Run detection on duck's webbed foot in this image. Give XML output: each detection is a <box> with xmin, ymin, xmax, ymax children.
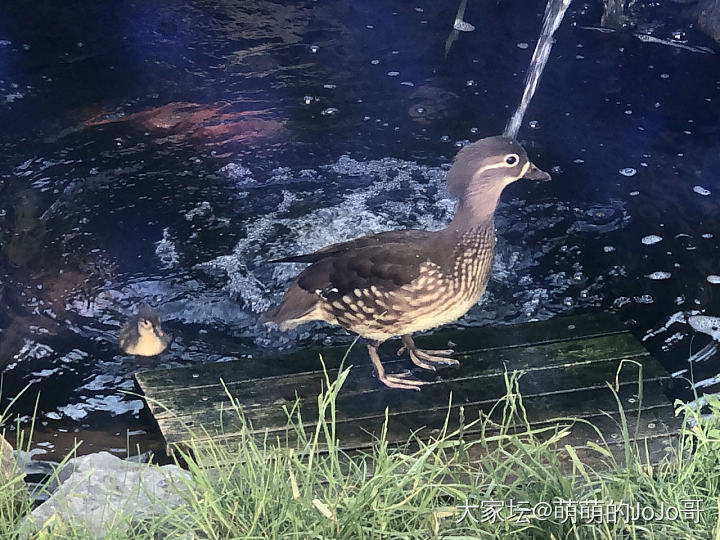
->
<box><xmin>397</xmin><ymin>334</ymin><xmax>459</xmax><ymax>371</ymax></box>
<box><xmin>366</xmin><ymin>341</ymin><xmax>426</xmax><ymax>391</ymax></box>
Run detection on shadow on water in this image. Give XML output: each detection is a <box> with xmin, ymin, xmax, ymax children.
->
<box><xmin>0</xmin><ymin>0</ymin><xmax>719</xmax><ymax>461</ymax></box>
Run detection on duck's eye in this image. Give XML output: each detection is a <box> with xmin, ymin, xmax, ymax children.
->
<box><xmin>505</xmin><ymin>154</ymin><xmax>519</xmax><ymax>166</ymax></box>
<box><xmin>140</xmin><ymin>319</ymin><xmax>152</xmax><ymax>328</ymax></box>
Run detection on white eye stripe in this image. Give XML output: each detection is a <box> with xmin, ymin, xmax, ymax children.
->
<box><xmin>519</xmin><ymin>160</ymin><xmax>530</xmax><ymax>178</ymax></box>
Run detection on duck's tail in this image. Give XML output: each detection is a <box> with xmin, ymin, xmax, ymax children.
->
<box><xmin>257</xmin><ymin>284</ymin><xmax>324</xmax><ymax>330</ymax></box>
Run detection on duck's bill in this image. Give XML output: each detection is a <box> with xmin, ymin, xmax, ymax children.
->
<box><xmin>522</xmin><ymin>162</ymin><xmax>551</xmax><ymax>181</ymax></box>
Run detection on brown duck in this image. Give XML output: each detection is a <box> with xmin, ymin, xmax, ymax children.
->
<box><xmin>260</xmin><ymin>136</ymin><xmax>550</xmax><ymax>390</ymax></box>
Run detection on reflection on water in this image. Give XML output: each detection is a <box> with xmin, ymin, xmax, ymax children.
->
<box><xmin>0</xmin><ymin>0</ymin><xmax>719</xmax><ymax>461</ymax></box>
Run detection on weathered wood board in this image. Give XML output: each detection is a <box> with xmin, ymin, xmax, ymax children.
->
<box><xmin>134</xmin><ymin>312</ymin><xmax>682</xmax><ymax>465</ymax></box>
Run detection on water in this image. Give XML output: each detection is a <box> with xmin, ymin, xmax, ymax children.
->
<box><xmin>0</xmin><ymin>0</ymin><xmax>719</xmax><ymax>462</ymax></box>
<box><xmin>504</xmin><ymin>0</ymin><xmax>573</xmax><ymax>139</ymax></box>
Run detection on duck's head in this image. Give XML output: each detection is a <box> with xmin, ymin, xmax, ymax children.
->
<box><xmin>445</xmin><ymin>136</ymin><xmax>550</xmax><ymax>208</ymax></box>
<box><xmin>136</xmin><ymin>303</ymin><xmax>169</xmax><ymax>342</ymax></box>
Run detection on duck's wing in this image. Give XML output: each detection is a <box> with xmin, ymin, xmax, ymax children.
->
<box><xmin>268</xmin><ymin>229</ymin><xmax>433</xmax><ymax>264</ymax></box>
<box><xmin>260</xmin><ymin>240</ymin><xmax>436</xmax><ymax>328</ymax></box>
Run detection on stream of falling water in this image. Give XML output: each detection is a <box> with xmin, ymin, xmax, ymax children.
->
<box><xmin>504</xmin><ymin>0</ymin><xmax>572</xmax><ymax>139</ymax></box>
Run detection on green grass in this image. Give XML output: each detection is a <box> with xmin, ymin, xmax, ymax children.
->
<box><xmin>2</xmin><ymin>361</ymin><xmax>720</xmax><ymax>539</ymax></box>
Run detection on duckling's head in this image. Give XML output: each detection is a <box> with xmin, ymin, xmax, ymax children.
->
<box><xmin>136</xmin><ymin>303</ymin><xmax>164</xmax><ymax>337</ymax></box>
<box><xmin>445</xmin><ymin>136</ymin><xmax>550</xmax><ymax>201</ymax></box>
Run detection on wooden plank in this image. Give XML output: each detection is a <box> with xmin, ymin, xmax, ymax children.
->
<box><xmin>158</xmin><ymin>365</ymin><xmax>671</xmax><ymax>449</ymax></box>
<box><xmin>135</xmin><ymin>311</ymin><xmax>628</xmax><ymax>392</ymax></box>
<box><xmin>141</xmin><ymin>333</ymin><xmax>648</xmax><ymax>421</ymax></box>
<box><xmin>179</xmin><ymin>397</ymin><xmax>681</xmax><ymax>463</ymax></box>
<box><xmin>134</xmin><ymin>312</ymin><xmax>680</xmax><ymax>467</ymax></box>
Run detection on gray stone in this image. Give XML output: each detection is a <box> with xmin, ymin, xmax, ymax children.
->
<box><xmin>1</xmin><ymin>432</ymin><xmax>29</xmax><ymax>509</ymax></box>
<box><xmin>22</xmin><ymin>451</ymin><xmax>191</xmax><ymax>538</ymax></box>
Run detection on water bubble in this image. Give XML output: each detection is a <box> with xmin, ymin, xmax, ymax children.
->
<box><xmin>387</xmin><ymin>71</ymin><xmax>400</xmax><ymax>77</ymax></box>
<box><xmin>634</xmin><ymin>295</ymin><xmax>654</xmax><ymax>304</ymax></box>
<box><xmin>629</xmin><ymin>191</ymin><xmax>639</xmax><ymax>196</ymax></box>
<box><xmin>646</xmin><ymin>271</ymin><xmax>671</xmax><ymax>280</ymax></box>
<box><xmin>309</xmin><ymin>45</ymin><xmax>320</xmax><ymax>53</ymax></box>
<box><xmin>573</xmin><ymin>159</ymin><xmax>585</xmax><ymax>164</ymax></box>
<box><xmin>642</xmin><ymin>235</ymin><xmax>662</xmax><ymax>245</ymax></box>
<box><xmin>414</xmin><ymin>106</ymin><xmax>425</xmax><ymax>114</ymax></box>
<box><xmin>320</xmin><ymin>107</ymin><xmax>339</xmax><ymax>116</ymax></box>
<box><xmin>323</xmin><ymin>84</ymin><xmax>336</xmax><ymax>89</ymax></box>
<box><xmin>708</xmin><ymin>275</ymin><xmax>720</xmax><ymax>284</ymax></box>
<box><xmin>573</xmin><ymin>272</ymin><xmax>584</xmax><ymax>281</ymax></box>
<box><xmin>470</xmin><ymin>127</ymin><xmax>479</xmax><ymax>134</ymax></box>
<box><xmin>614</xmin><ymin>296</ymin><xmax>631</xmax><ymax>308</ymax></box>
<box><xmin>400</xmin><ymin>81</ymin><xmax>414</xmax><ymax>86</ymax></box>
<box><xmin>580</xmin><ymin>289</ymin><xmax>589</xmax><ymax>299</ymax></box>
<box><xmin>660</xmin><ymin>73</ymin><xmax>670</xmax><ymax>79</ymax></box>
<box><xmin>551</xmin><ymin>165</ymin><xmax>563</xmax><ymax>174</ymax></box>
<box><xmin>528</xmin><ymin>120</ymin><xmax>539</xmax><ymax>129</ymax></box>
<box><xmin>603</xmin><ymin>246</ymin><xmax>616</xmax><ymax>253</ymax></box>
<box><xmin>563</xmin><ymin>297</ymin><xmax>574</xmax><ymax>307</ymax></box>
<box><xmin>517</xmin><ymin>42</ymin><xmax>529</xmax><ymax>49</ymax></box>
<box><xmin>453</xmin><ymin>20</ymin><xmax>475</xmax><ymax>32</ymax></box>
<box><xmin>702</xmin><ymin>233</ymin><xmax>713</xmax><ymax>239</ymax></box>
<box><xmin>619</xmin><ymin>167</ymin><xmax>637</xmax><ymax>177</ymax></box>
<box><xmin>440</xmin><ymin>135</ymin><xmax>451</xmax><ymax>142</ymax></box>
<box><xmin>465</xmin><ymin>79</ymin><xmax>476</xmax><ymax>86</ymax></box>
<box><xmin>693</xmin><ymin>185</ymin><xmax>711</xmax><ymax>196</ymax></box>
<box><xmin>370</xmin><ymin>59</ymin><xmax>380</xmax><ymax>65</ymax></box>
<box><xmin>671</xmin><ymin>30</ymin><xmax>686</xmax><ymax>41</ymax></box>
<box><xmin>303</xmin><ymin>95</ymin><xmax>315</xmax><ymax>105</ymax></box>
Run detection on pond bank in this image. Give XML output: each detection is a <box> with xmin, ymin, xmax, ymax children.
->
<box><xmin>1</xmin><ymin>373</ymin><xmax>718</xmax><ymax>539</ymax></box>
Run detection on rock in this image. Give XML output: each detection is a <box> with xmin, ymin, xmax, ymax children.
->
<box><xmin>22</xmin><ymin>451</ymin><xmax>191</xmax><ymax>538</ymax></box>
<box><xmin>1</xmin><ymin>432</ymin><xmax>29</xmax><ymax>510</ymax></box>
<box><xmin>692</xmin><ymin>0</ymin><xmax>720</xmax><ymax>42</ymax></box>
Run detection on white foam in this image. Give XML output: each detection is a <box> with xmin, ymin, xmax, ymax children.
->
<box><xmin>454</xmin><ymin>20</ymin><xmax>475</xmax><ymax>32</ymax></box>
<box><xmin>646</xmin><ymin>271</ymin><xmax>671</xmax><ymax>280</ymax></box>
<box><xmin>197</xmin><ymin>154</ymin><xmax>629</xmax><ymax>334</ymax></box>
<box><xmin>641</xmin><ymin>234</ymin><xmax>662</xmax><ymax>245</ymax></box>
<box><xmin>707</xmin><ymin>275</ymin><xmax>720</xmax><ymax>284</ymax></box>
<box><xmin>689</xmin><ymin>342</ymin><xmax>717</xmax><ymax>363</ymax></box>
<box><xmin>220</xmin><ymin>163</ymin><xmax>257</xmax><ymax>185</ymax></box>
<box><xmin>689</xmin><ymin>315</ymin><xmax>720</xmax><ymax>341</ymax></box>
<box><xmin>155</xmin><ymin>227</ymin><xmax>179</xmax><ymax>269</ymax></box>
<box><xmin>692</xmin><ymin>375</ymin><xmax>720</xmax><ymax>390</ymax></box>
<box><xmin>693</xmin><ymin>185</ymin><xmax>711</xmax><ymax>196</ymax></box>
<box><xmin>642</xmin><ymin>310</ymin><xmax>689</xmax><ymax>341</ymax></box>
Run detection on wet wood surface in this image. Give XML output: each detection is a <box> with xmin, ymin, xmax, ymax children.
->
<box><xmin>135</xmin><ymin>312</ymin><xmax>682</xmax><ymax>465</ymax></box>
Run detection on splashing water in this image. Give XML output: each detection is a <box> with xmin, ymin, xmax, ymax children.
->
<box><xmin>504</xmin><ymin>0</ymin><xmax>572</xmax><ymax>139</ymax></box>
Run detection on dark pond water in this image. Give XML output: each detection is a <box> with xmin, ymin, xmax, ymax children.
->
<box><xmin>1</xmin><ymin>0</ymin><xmax>719</xmax><ymax>461</ymax></box>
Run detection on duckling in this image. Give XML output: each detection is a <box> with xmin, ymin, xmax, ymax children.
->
<box><xmin>118</xmin><ymin>303</ymin><xmax>171</xmax><ymax>356</ymax></box>
<box><xmin>260</xmin><ymin>136</ymin><xmax>549</xmax><ymax>390</ymax></box>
